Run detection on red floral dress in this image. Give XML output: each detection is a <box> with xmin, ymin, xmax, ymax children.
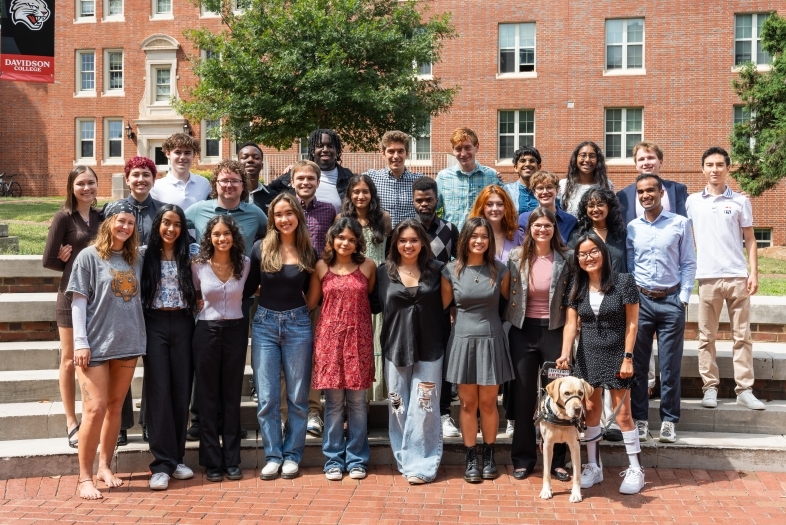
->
<box><xmin>312</xmin><ymin>267</ymin><xmax>374</xmax><ymax>390</ymax></box>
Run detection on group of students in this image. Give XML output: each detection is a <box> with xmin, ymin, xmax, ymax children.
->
<box><xmin>43</xmin><ymin>127</ymin><xmax>761</xmax><ymax>500</ymax></box>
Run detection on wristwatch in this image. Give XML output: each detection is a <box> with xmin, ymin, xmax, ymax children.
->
<box><xmin>623</xmin><ymin>352</ymin><xmax>633</xmax><ymax>360</ymax></box>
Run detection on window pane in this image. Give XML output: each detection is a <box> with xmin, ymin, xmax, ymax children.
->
<box><xmin>757</xmin><ymin>14</ymin><xmax>769</xmax><ymax>35</ymax></box>
<box><xmin>81</xmin><ymin>121</ymin><xmax>95</xmax><ymax>140</ymax></box>
<box><xmin>417</xmin><ymin>62</ymin><xmax>432</xmax><ymax>75</ymax></box>
<box><xmin>82</xmin><ymin>142</ymin><xmax>94</xmax><ymax>158</ymax></box>
<box><xmin>500</xmin><ymin>50</ymin><xmax>514</xmax><ymax>73</ymax></box>
<box><xmin>606</xmin><ymin>109</ymin><xmax>622</xmax><ymax>133</ymax></box>
<box><xmin>606</xmin><ymin>135</ymin><xmax>621</xmax><ymax>158</ymax></box>
<box><xmin>206</xmin><ymin>120</ymin><xmax>220</xmax><ymax>157</ymax></box>
<box><xmin>627</xmin><ymin>45</ymin><xmax>643</xmax><ymax>68</ymax></box>
<box><xmin>606</xmin><ymin>20</ymin><xmax>623</xmax><ymax>44</ymax></box>
<box><xmin>415</xmin><ymin>136</ymin><xmax>431</xmax><ymax>160</ymax></box>
<box><xmin>519</xmin><ymin>110</ymin><xmax>534</xmax><ymax>134</ymax></box>
<box><xmin>499</xmin><ymin>24</ymin><xmax>515</xmax><ymax>48</ymax></box>
<box><xmin>626</xmin><ymin>109</ymin><xmax>642</xmax><ymax>132</ymax></box>
<box><xmin>80</xmin><ymin>122</ymin><xmax>94</xmax><ymax>158</ymax></box>
<box><xmin>757</xmin><ymin>41</ymin><xmax>772</xmax><ymax>65</ymax></box>
<box><xmin>109</xmin><ymin>140</ymin><xmax>122</xmax><ymax>158</ymax></box>
<box><xmin>519</xmin><ymin>23</ymin><xmax>535</xmax><ymax>47</ymax></box>
<box><xmin>108</xmin><ymin>120</ymin><xmax>123</xmax><ymax>139</ymax></box>
<box><xmin>518</xmin><ymin>135</ymin><xmax>534</xmax><ymax>148</ymax></box>
<box><xmin>607</xmin><ymin>45</ymin><xmax>622</xmax><ymax>69</ymax></box>
<box><xmin>81</xmin><ymin>53</ymin><xmax>95</xmax><ymax>90</ymax></box>
<box><xmin>625</xmin><ymin>134</ymin><xmax>642</xmax><ymax>158</ymax></box>
<box><xmin>519</xmin><ymin>48</ymin><xmax>534</xmax><ymax>72</ymax></box>
<box><xmin>736</xmin><ymin>15</ymin><xmax>752</xmax><ymax>39</ymax></box>
<box><xmin>499</xmin><ymin>136</ymin><xmax>514</xmax><ymax>160</ymax></box>
<box><xmin>108</xmin><ymin>0</ymin><xmax>122</xmax><ymax>15</ymax></box>
<box><xmin>499</xmin><ymin>111</ymin><xmax>515</xmax><ymax>134</ymax></box>
<box><xmin>156</xmin><ymin>68</ymin><xmax>171</xmax><ymax>101</ymax></box>
<box><xmin>157</xmin><ymin>0</ymin><xmax>171</xmax><ymax>13</ymax></box>
<box><xmin>627</xmin><ymin>19</ymin><xmax>644</xmax><ymax>43</ymax></box>
<box><xmin>735</xmin><ymin>41</ymin><xmax>752</xmax><ymax>64</ymax></box>
<box><xmin>81</xmin><ymin>0</ymin><xmax>95</xmax><ymax>16</ymax></box>
<box><xmin>109</xmin><ymin>52</ymin><xmax>123</xmax><ymax>89</ymax></box>
<box><xmin>734</xmin><ymin>106</ymin><xmax>751</xmax><ymax>123</ymax></box>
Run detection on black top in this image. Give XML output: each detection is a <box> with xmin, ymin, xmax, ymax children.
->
<box><xmin>244</xmin><ymin>239</ymin><xmax>311</xmax><ymax>311</ymax></box>
<box><xmin>42</xmin><ymin>209</ymin><xmax>102</xmax><ymax>292</ymax></box>
<box><xmin>267</xmin><ymin>165</ymin><xmax>355</xmax><ymax>202</ymax></box>
<box><xmin>419</xmin><ymin>216</ymin><xmax>459</xmax><ymax>264</ymax></box>
<box><xmin>376</xmin><ymin>260</ymin><xmax>448</xmax><ymax>367</ymax></box>
<box><xmin>568</xmin><ymin>229</ymin><xmax>628</xmax><ymax>275</ymax></box>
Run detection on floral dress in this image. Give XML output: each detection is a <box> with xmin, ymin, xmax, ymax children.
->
<box><xmin>362</xmin><ymin>225</ymin><xmax>387</xmax><ymax>400</ymax></box>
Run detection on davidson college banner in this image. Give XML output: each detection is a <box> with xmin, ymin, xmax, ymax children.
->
<box><xmin>0</xmin><ymin>0</ymin><xmax>54</xmax><ymax>83</ymax></box>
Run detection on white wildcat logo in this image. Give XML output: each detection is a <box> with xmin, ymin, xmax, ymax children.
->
<box><xmin>10</xmin><ymin>0</ymin><xmax>51</xmax><ymax>31</ymax></box>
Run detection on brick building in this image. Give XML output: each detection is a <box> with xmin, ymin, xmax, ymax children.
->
<box><xmin>1</xmin><ymin>0</ymin><xmax>785</xmax><ymax>244</ymax></box>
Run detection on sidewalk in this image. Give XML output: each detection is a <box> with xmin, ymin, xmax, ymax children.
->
<box><xmin>1</xmin><ymin>466</ymin><xmax>785</xmax><ymax>524</ymax></box>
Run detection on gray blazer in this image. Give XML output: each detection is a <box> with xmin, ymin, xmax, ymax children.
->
<box><xmin>504</xmin><ymin>248</ymin><xmax>572</xmax><ymax>330</ymax></box>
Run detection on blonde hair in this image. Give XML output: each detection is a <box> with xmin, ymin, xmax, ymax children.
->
<box><xmin>529</xmin><ymin>170</ymin><xmax>560</xmax><ymax>189</ymax></box>
<box><xmin>450</xmin><ymin>127</ymin><xmax>479</xmax><ymax>148</ymax></box>
<box><xmin>260</xmin><ymin>193</ymin><xmax>316</xmax><ymax>273</ymax></box>
<box><xmin>91</xmin><ymin>214</ymin><xmax>139</xmax><ymax>265</ymax></box>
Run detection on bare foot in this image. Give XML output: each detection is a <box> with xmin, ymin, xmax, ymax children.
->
<box><xmin>78</xmin><ymin>479</ymin><xmax>103</xmax><ymax>500</ymax></box>
<box><xmin>96</xmin><ymin>468</ymin><xmax>124</xmax><ymax>488</ymax></box>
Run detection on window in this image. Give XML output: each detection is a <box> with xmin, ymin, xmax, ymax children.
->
<box><xmin>754</xmin><ymin>228</ymin><xmax>772</xmax><ymax>248</ymax></box>
<box><xmin>299</xmin><ymin>138</ymin><xmax>309</xmax><ymax>160</ymax></box>
<box><xmin>234</xmin><ymin>0</ymin><xmax>250</xmax><ymax>9</ymax></box>
<box><xmin>78</xmin><ymin>0</ymin><xmax>95</xmax><ymax>17</ymax></box>
<box><xmin>410</xmin><ymin>123</ymin><xmax>431</xmax><ymax>162</ymax></box>
<box><xmin>606</xmin><ymin>19</ymin><xmax>644</xmax><ymax>70</ymax></box>
<box><xmin>154</xmin><ymin>67</ymin><xmax>172</xmax><ymax>102</ymax></box>
<box><xmin>77</xmin><ymin>119</ymin><xmax>96</xmax><ymax>161</ymax></box>
<box><xmin>499</xmin><ymin>23</ymin><xmax>535</xmax><ymax>74</ymax></box>
<box><xmin>104</xmin><ymin>50</ymin><xmax>123</xmax><ymax>91</ymax></box>
<box><xmin>76</xmin><ymin>51</ymin><xmax>96</xmax><ymax>93</ymax></box>
<box><xmin>203</xmin><ymin>120</ymin><xmax>221</xmax><ymax>159</ymax></box>
<box><xmin>498</xmin><ymin>110</ymin><xmax>534</xmax><ymax>161</ymax></box>
<box><xmin>734</xmin><ymin>105</ymin><xmax>754</xmax><ymax>151</ymax></box>
<box><xmin>735</xmin><ymin>14</ymin><xmax>772</xmax><ymax>66</ymax></box>
<box><xmin>105</xmin><ymin>119</ymin><xmax>123</xmax><ymax>161</ymax></box>
<box><xmin>153</xmin><ymin>0</ymin><xmax>172</xmax><ymax>16</ymax></box>
<box><xmin>104</xmin><ymin>0</ymin><xmax>123</xmax><ymax>17</ymax></box>
<box><xmin>416</xmin><ymin>62</ymin><xmax>432</xmax><ymax>76</ymax></box>
<box><xmin>605</xmin><ymin>108</ymin><xmax>642</xmax><ymax>159</ymax></box>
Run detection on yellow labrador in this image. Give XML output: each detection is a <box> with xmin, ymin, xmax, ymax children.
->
<box><xmin>539</xmin><ymin>376</ymin><xmax>594</xmax><ymax>503</ymax></box>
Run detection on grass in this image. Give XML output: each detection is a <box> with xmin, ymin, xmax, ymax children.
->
<box><xmin>0</xmin><ymin>198</ymin><xmax>64</xmax><ymax>222</ymax></box>
<box><xmin>757</xmin><ymin>256</ymin><xmax>786</xmax><ymax>275</ymax></box>
<box><xmin>2</xmin><ymin>223</ymin><xmax>51</xmax><ymax>255</ymax></box>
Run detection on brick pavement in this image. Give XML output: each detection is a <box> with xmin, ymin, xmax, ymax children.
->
<box><xmin>1</xmin><ymin>465</ymin><xmax>785</xmax><ymax>524</ymax></box>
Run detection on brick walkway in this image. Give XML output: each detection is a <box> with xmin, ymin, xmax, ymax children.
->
<box><xmin>1</xmin><ymin>466</ymin><xmax>785</xmax><ymax>524</ymax></box>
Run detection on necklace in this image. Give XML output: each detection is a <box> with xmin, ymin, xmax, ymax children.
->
<box><xmin>211</xmin><ymin>260</ymin><xmax>229</xmax><ymax>270</ymax></box>
<box><xmin>399</xmin><ymin>265</ymin><xmax>419</xmax><ymax>277</ymax></box>
<box><xmin>472</xmin><ymin>264</ymin><xmax>485</xmax><ymax>283</ymax></box>
<box><xmin>593</xmin><ymin>226</ymin><xmax>607</xmax><ymax>231</ymax></box>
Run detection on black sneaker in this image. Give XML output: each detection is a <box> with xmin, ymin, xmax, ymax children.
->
<box><xmin>116</xmin><ymin>429</ymin><xmax>128</xmax><ymax>447</ymax></box>
<box><xmin>605</xmin><ymin>428</ymin><xmax>623</xmax><ymax>442</ymax></box>
<box><xmin>186</xmin><ymin>424</ymin><xmax>200</xmax><ymax>441</ymax></box>
<box><xmin>240</xmin><ymin>428</ymin><xmax>248</xmax><ymax>439</ymax></box>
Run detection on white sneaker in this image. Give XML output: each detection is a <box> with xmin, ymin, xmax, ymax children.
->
<box><xmin>737</xmin><ymin>390</ymin><xmax>766</xmax><ymax>410</ymax></box>
<box><xmin>149</xmin><ymin>472</ymin><xmax>169</xmax><ymax>490</ymax></box>
<box><xmin>282</xmin><ymin>459</ymin><xmax>299</xmax><ymax>479</ymax></box>
<box><xmin>349</xmin><ymin>467</ymin><xmax>367</xmax><ymax>480</ymax></box>
<box><xmin>659</xmin><ymin>421</ymin><xmax>677</xmax><ymax>443</ymax></box>
<box><xmin>172</xmin><ymin>464</ymin><xmax>194</xmax><ymax>480</ymax></box>
<box><xmin>260</xmin><ymin>461</ymin><xmax>281</xmax><ymax>480</ymax></box>
<box><xmin>441</xmin><ymin>414</ymin><xmax>460</xmax><ymax>438</ymax></box>
<box><xmin>307</xmin><ymin>412</ymin><xmax>324</xmax><ymax>437</ymax></box>
<box><xmin>580</xmin><ymin>463</ymin><xmax>603</xmax><ymax>489</ymax></box>
<box><xmin>701</xmin><ymin>388</ymin><xmax>718</xmax><ymax>408</ymax></box>
<box><xmin>506</xmin><ymin>420</ymin><xmax>515</xmax><ymax>437</ymax></box>
<box><xmin>635</xmin><ymin>420</ymin><xmax>649</xmax><ymax>442</ymax></box>
<box><xmin>325</xmin><ymin>468</ymin><xmax>343</xmax><ymax>481</ymax></box>
<box><xmin>619</xmin><ymin>467</ymin><xmax>645</xmax><ymax>494</ymax></box>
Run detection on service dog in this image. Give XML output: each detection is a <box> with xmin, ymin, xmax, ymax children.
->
<box><xmin>539</xmin><ymin>376</ymin><xmax>594</xmax><ymax>503</ymax></box>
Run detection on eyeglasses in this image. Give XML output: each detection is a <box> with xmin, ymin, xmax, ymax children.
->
<box><xmin>577</xmin><ymin>153</ymin><xmax>597</xmax><ymax>160</ymax></box>
<box><xmin>217</xmin><ymin>179</ymin><xmax>244</xmax><ymax>186</ymax></box>
<box><xmin>531</xmin><ymin>223</ymin><xmax>554</xmax><ymax>230</ymax></box>
<box><xmin>534</xmin><ymin>185</ymin><xmax>556</xmax><ymax>194</ymax></box>
<box><xmin>577</xmin><ymin>248</ymin><xmax>602</xmax><ymax>261</ymax></box>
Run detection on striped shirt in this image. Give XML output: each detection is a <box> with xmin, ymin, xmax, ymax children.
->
<box><xmin>365</xmin><ymin>168</ymin><xmax>424</xmax><ymax>227</ymax></box>
<box><xmin>435</xmin><ymin>163</ymin><xmax>501</xmax><ymax>231</ymax></box>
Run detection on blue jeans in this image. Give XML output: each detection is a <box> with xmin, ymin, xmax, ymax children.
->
<box><xmin>384</xmin><ymin>357</ymin><xmax>443</xmax><ymax>482</ymax></box>
<box><xmin>322</xmin><ymin>388</ymin><xmax>369</xmax><ymax>472</ymax></box>
<box><xmin>251</xmin><ymin>305</ymin><xmax>313</xmax><ymax>464</ymax></box>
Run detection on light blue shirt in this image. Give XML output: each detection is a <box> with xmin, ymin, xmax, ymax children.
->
<box><xmin>626</xmin><ymin>209</ymin><xmax>696</xmax><ymax>303</ymax></box>
<box><xmin>185</xmin><ymin>199</ymin><xmax>267</xmax><ymax>257</ymax></box>
<box><xmin>436</xmin><ymin>163</ymin><xmax>501</xmax><ymax>231</ymax></box>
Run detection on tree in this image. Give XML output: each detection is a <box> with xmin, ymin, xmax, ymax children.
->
<box><xmin>176</xmin><ymin>0</ymin><xmax>458</xmax><ymax>151</ymax></box>
<box><xmin>730</xmin><ymin>13</ymin><xmax>786</xmax><ymax>196</ymax></box>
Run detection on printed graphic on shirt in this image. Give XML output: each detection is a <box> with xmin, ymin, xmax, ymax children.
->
<box><xmin>110</xmin><ymin>268</ymin><xmax>139</xmax><ymax>301</ymax></box>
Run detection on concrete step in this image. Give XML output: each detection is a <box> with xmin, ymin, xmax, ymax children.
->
<box><xmin>648</xmin><ymin>398</ymin><xmax>786</xmax><ymax>434</ymax></box>
<box><xmin>0</xmin><ymin>293</ymin><xmax>57</xmax><ymax>323</ymax></box>
<box><xmin>655</xmin><ymin>340</ymin><xmax>786</xmax><ymax>380</ymax></box>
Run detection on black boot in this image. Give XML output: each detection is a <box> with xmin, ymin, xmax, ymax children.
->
<box><xmin>482</xmin><ymin>443</ymin><xmax>498</xmax><ymax>479</ymax></box>
<box><xmin>464</xmin><ymin>446</ymin><xmax>482</xmax><ymax>483</ymax></box>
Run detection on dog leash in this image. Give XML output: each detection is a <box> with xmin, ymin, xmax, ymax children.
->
<box><xmin>580</xmin><ymin>388</ymin><xmax>629</xmax><ymax>443</ymax></box>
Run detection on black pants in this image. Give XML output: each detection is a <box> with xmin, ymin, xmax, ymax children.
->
<box><xmin>143</xmin><ymin>309</ymin><xmax>195</xmax><ymax>475</ymax></box>
<box><xmin>120</xmin><ymin>388</ymin><xmax>134</xmax><ymax>430</ymax></box>
<box><xmin>509</xmin><ymin>318</ymin><xmax>567</xmax><ymax>471</ymax></box>
<box><xmin>193</xmin><ymin>319</ymin><xmax>247</xmax><ymax>469</ymax></box>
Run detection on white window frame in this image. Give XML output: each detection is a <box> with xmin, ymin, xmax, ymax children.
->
<box><xmin>103</xmin><ymin>0</ymin><xmax>124</xmax><ymax>21</ymax></box>
<box><xmin>604</xmin><ymin>108</ymin><xmax>643</xmax><ymax>161</ymax></box>
<box><xmin>200</xmin><ymin>1</ymin><xmax>220</xmax><ymax>18</ymax></box>
<box><xmin>103</xmin><ymin>118</ymin><xmax>124</xmax><ymax>165</ymax></box>
<box><xmin>406</xmin><ymin>122</ymin><xmax>432</xmax><ymax>166</ymax></box>
<box><xmin>754</xmin><ymin>228</ymin><xmax>772</xmax><ymax>249</ymax></box>
<box><xmin>103</xmin><ymin>49</ymin><xmax>124</xmax><ymax>95</ymax></box>
<box><xmin>76</xmin><ymin>118</ymin><xmax>97</xmax><ymax>164</ymax></box>
<box><xmin>75</xmin><ymin>50</ymin><xmax>96</xmax><ymax>97</ymax></box>
<box><xmin>140</xmin><ymin>35</ymin><xmax>180</xmax><ymax>118</ymax></box>
<box><xmin>734</xmin><ymin>13</ymin><xmax>773</xmax><ymax>71</ymax></box>
<box><xmin>299</xmin><ymin>138</ymin><xmax>309</xmax><ymax>160</ymax></box>
<box><xmin>415</xmin><ymin>61</ymin><xmax>432</xmax><ymax>80</ymax></box>
<box><xmin>497</xmin><ymin>23</ymin><xmax>536</xmax><ymax>79</ymax></box>
<box><xmin>200</xmin><ymin>119</ymin><xmax>223</xmax><ymax>164</ymax></box>
<box><xmin>497</xmin><ymin>110</ymin><xmax>535</xmax><ymax>164</ymax></box>
<box><xmin>604</xmin><ymin>18</ymin><xmax>645</xmax><ymax>76</ymax></box>
<box><xmin>151</xmin><ymin>0</ymin><xmax>174</xmax><ymax>20</ymax></box>
<box><xmin>152</xmin><ymin>65</ymin><xmax>173</xmax><ymax>105</ymax></box>
<box><xmin>733</xmin><ymin>105</ymin><xmax>756</xmax><ymax>152</ymax></box>
<box><xmin>76</xmin><ymin>0</ymin><xmax>96</xmax><ymax>22</ymax></box>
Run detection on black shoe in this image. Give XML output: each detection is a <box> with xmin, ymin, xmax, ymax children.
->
<box><xmin>482</xmin><ymin>444</ymin><xmax>498</xmax><ymax>480</ymax></box>
<box><xmin>116</xmin><ymin>429</ymin><xmax>128</xmax><ymax>447</ymax></box>
<box><xmin>240</xmin><ymin>428</ymin><xmax>248</xmax><ymax>439</ymax></box>
<box><xmin>186</xmin><ymin>425</ymin><xmax>200</xmax><ymax>441</ymax></box>
<box><xmin>604</xmin><ymin>428</ymin><xmax>623</xmax><ymax>442</ymax></box>
<box><xmin>251</xmin><ymin>386</ymin><xmax>258</xmax><ymax>403</ymax></box>
<box><xmin>206</xmin><ymin>467</ymin><xmax>224</xmax><ymax>482</ymax></box>
<box><xmin>142</xmin><ymin>426</ymin><xmax>149</xmax><ymax>442</ymax></box>
<box><xmin>225</xmin><ymin>466</ymin><xmax>243</xmax><ymax>480</ymax></box>
<box><xmin>551</xmin><ymin>469</ymin><xmax>571</xmax><ymax>482</ymax></box>
<box><xmin>512</xmin><ymin>468</ymin><xmax>530</xmax><ymax>480</ymax></box>
<box><xmin>464</xmin><ymin>446</ymin><xmax>482</xmax><ymax>483</ymax></box>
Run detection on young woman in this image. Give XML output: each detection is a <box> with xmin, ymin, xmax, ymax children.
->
<box><xmin>42</xmin><ymin>166</ymin><xmax>101</xmax><ymax>449</ymax></box>
<box><xmin>339</xmin><ymin>174</ymin><xmax>391</xmax><ymax>402</ymax></box>
<box><xmin>67</xmin><ymin>200</ymin><xmax>145</xmax><ymax>500</ymax></box>
<box><xmin>246</xmin><ymin>192</ymin><xmax>316</xmax><ymax>481</ymax></box>
<box><xmin>568</xmin><ymin>186</ymin><xmax>627</xmax><ymax>274</ymax></box>
<box><xmin>140</xmin><ymin>205</ymin><xmax>199</xmax><ymax>490</ymax></box>
<box><xmin>559</xmin><ymin>141</ymin><xmax>614</xmax><ymax>216</ymax></box>
<box><xmin>376</xmin><ymin>219</ymin><xmax>447</xmax><ymax>485</ymax></box>
<box><xmin>307</xmin><ymin>217</ymin><xmax>376</xmax><ymax>481</ymax></box>
<box><xmin>441</xmin><ymin>217</ymin><xmax>512</xmax><ymax>483</ymax></box>
<box><xmin>469</xmin><ymin>185</ymin><xmax>524</xmax><ymax>264</ymax></box>
<box><xmin>505</xmin><ymin>208</ymin><xmax>572</xmax><ymax>481</ymax></box>
<box><xmin>191</xmin><ymin>215</ymin><xmax>250</xmax><ymax>483</ymax></box>
<box><xmin>557</xmin><ymin>234</ymin><xmax>643</xmax><ymax>494</ymax></box>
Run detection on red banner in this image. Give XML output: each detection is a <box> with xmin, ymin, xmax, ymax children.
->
<box><xmin>0</xmin><ymin>0</ymin><xmax>55</xmax><ymax>83</ymax></box>
<box><xmin>0</xmin><ymin>54</ymin><xmax>54</xmax><ymax>82</ymax></box>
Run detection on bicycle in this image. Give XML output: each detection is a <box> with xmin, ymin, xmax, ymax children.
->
<box><xmin>0</xmin><ymin>173</ymin><xmax>22</xmax><ymax>197</ymax></box>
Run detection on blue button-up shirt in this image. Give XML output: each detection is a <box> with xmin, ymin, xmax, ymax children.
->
<box><xmin>626</xmin><ymin>210</ymin><xmax>696</xmax><ymax>303</ymax></box>
<box><xmin>185</xmin><ymin>199</ymin><xmax>268</xmax><ymax>256</ymax></box>
<box><xmin>436</xmin><ymin>163</ymin><xmax>501</xmax><ymax>231</ymax></box>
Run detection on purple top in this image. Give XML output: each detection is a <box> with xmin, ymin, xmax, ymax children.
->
<box><xmin>497</xmin><ymin>228</ymin><xmax>525</xmax><ymax>265</ymax></box>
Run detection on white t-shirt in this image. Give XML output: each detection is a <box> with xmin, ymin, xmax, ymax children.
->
<box><xmin>315</xmin><ymin>167</ymin><xmax>342</xmax><ymax>212</ymax></box>
<box><xmin>589</xmin><ymin>291</ymin><xmax>604</xmax><ymax>316</ymax></box>
<box><xmin>686</xmin><ymin>186</ymin><xmax>753</xmax><ymax>279</ymax></box>
<box><xmin>558</xmin><ymin>179</ymin><xmax>615</xmax><ymax>216</ymax></box>
<box><xmin>150</xmin><ymin>172</ymin><xmax>211</xmax><ymax>210</ymax></box>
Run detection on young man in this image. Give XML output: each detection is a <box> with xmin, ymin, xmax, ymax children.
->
<box><xmin>627</xmin><ymin>174</ymin><xmax>696</xmax><ymax>444</ymax></box>
<box><xmin>150</xmin><ymin>133</ymin><xmax>212</xmax><ymax>210</ymax></box>
<box><xmin>517</xmin><ymin>170</ymin><xmax>576</xmax><ymax>243</ymax></box>
<box><xmin>436</xmin><ymin>128</ymin><xmax>502</xmax><ymax>231</ymax></box>
<box><xmin>686</xmin><ymin>147</ymin><xmax>764</xmax><ymax>411</ymax></box>
<box><xmin>365</xmin><ymin>130</ymin><xmax>424</xmax><ymax>226</ymax></box>
<box><xmin>617</xmin><ymin>142</ymin><xmax>688</xmax><ymax>224</ymax></box>
<box><xmin>238</xmin><ymin>142</ymin><xmax>276</xmax><ymax>213</ymax></box>
<box><xmin>412</xmin><ymin>176</ymin><xmax>460</xmax><ymax>438</ymax></box>
<box><xmin>503</xmin><ymin>146</ymin><xmax>541</xmax><ymax>214</ymax></box>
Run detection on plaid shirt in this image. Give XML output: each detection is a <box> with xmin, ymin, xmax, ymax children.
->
<box><xmin>419</xmin><ymin>216</ymin><xmax>458</xmax><ymax>264</ymax></box>
<box><xmin>435</xmin><ymin>163</ymin><xmax>501</xmax><ymax>231</ymax></box>
<box><xmin>365</xmin><ymin>168</ymin><xmax>424</xmax><ymax>227</ymax></box>
<box><xmin>301</xmin><ymin>197</ymin><xmax>337</xmax><ymax>254</ymax></box>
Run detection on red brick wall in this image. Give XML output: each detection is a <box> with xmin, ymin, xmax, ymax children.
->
<box><xmin>0</xmin><ymin>277</ymin><xmax>59</xmax><ymax>294</ymax></box>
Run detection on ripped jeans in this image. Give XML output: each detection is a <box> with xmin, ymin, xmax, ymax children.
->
<box><xmin>384</xmin><ymin>357</ymin><xmax>443</xmax><ymax>482</ymax></box>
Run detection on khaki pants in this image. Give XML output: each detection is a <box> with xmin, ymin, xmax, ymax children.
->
<box><xmin>280</xmin><ymin>305</ymin><xmax>323</xmax><ymax>424</ymax></box>
<box><xmin>697</xmin><ymin>277</ymin><xmax>754</xmax><ymax>395</ymax></box>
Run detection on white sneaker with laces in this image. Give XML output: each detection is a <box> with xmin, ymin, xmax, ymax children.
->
<box><xmin>635</xmin><ymin>420</ymin><xmax>649</xmax><ymax>442</ymax></box>
<box><xmin>325</xmin><ymin>468</ymin><xmax>343</xmax><ymax>481</ymax></box>
<box><xmin>659</xmin><ymin>421</ymin><xmax>677</xmax><ymax>443</ymax></box>
<box><xmin>737</xmin><ymin>390</ymin><xmax>766</xmax><ymax>410</ymax></box>
<box><xmin>619</xmin><ymin>467</ymin><xmax>645</xmax><ymax>494</ymax></box>
<box><xmin>441</xmin><ymin>414</ymin><xmax>461</xmax><ymax>438</ymax></box>
<box><xmin>282</xmin><ymin>459</ymin><xmax>299</xmax><ymax>479</ymax></box>
<box><xmin>172</xmin><ymin>464</ymin><xmax>194</xmax><ymax>480</ymax></box>
<box><xmin>701</xmin><ymin>388</ymin><xmax>718</xmax><ymax>408</ymax></box>
<box><xmin>307</xmin><ymin>412</ymin><xmax>324</xmax><ymax>437</ymax></box>
<box><xmin>349</xmin><ymin>467</ymin><xmax>366</xmax><ymax>480</ymax></box>
<box><xmin>506</xmin><ymin>420</ymin><xmax>515</xmax><ymax>437</ymax></box>
<box><xmin>149</xmin><ymin>472</ymin><xmax>169</xmax><ymax>490</ymax></box>
<box><xmin>580</xmin><ymin>463</ymin><xmax>603</xmax><ymax>489</ymax></box>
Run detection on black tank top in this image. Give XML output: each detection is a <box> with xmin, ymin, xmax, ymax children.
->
<box><xmin>257</xmin><ymin>264</ymin><xmax>310</xmax><ymax>311</ymax></box>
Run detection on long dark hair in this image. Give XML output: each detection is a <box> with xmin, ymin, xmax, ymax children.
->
<box><xmin>575</xmin><ymin>185</ymin><xmax>626</xmax><ymax>238</ymax></box>
<box><xmin>341</xmin><ymin>174</ymin><xmax>386</xmax><ymax>245</ymax></box>
<box><xmin>519</xmin><ymin>207</ymin><xmax>566</xmax><ymax>268</ymax></box>
<box><xmin>323</xmin><ymin>217</ymin><xmax>366</xmax><ymax>266</ymax></box>
<box><xmin>562</xmin><ymin>141</ymin><xmax>610</xmax><ymax>211</ymax></box>
<box><xmin>455</xmin><ymin>217</ymin><xmax>498</xmax><ymax>285</ymax></box>
<box><xmin>385</xmin><ymin>218</ymin><xmax>436</xmax><ymax>282</ymax></box>
<box><xmin>569</xmin><ymin>232</ymin><xmax>614</xmax><ymax>304</ymax></box>
<box><xmin>141</xmin><ymin>205</ymin><xmax>198</xmax><ymax>312</ymax></box>
<box><xmin>193</xmin><ymin>215</ymin><xmax>246</xmax><ymax>279</ymax></box>
<box><xmin>63</xmin><ymin>165</ymin><xmax>98</xmax><ymax>214</ymax></box>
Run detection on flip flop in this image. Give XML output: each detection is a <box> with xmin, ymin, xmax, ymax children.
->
<box><xmin>67</xmin><ymin>424</ymin><xmax>80</xmax><ymax>449</ymax></box>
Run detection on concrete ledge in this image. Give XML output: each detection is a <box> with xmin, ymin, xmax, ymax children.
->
<box><xmin>0</xmin><ymin>341</ymin><xmax>61</xmax><ymax>371</ymax></box>
<box><xmin>0</xmin><ymin>256</ymin><xmax>61</xmax><ymax>278</ymax></box>
<box><xmin>687</xmin><ymin>295</ymin><xmax>786</xmax><ymax>325</ymax></box>
<box><xmin>655</xmin><ymin>340</ymin><xmax>786</xmax><ymax>380</ymax></box>
<box><xmin>0</xmin><ymin>293</ymin><xmax>57</xmax><ymax>323</ymax></box>
<box><xmin>649</xmin><ymin>398</ymin><xmax>786</xmax><ymax>434</ymax></box>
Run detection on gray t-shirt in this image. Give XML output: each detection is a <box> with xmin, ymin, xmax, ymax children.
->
<box><xmin>67</xmin><ymin>246</ymin><xmax>146</xmax><ymax>362</ymax></box>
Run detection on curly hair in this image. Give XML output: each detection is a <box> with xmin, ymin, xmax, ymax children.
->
<box><xmin>124</xmin><ymin>156</ymin><xmax>157</xmax><ymax>178</ymax></box>
<box><xmin>163</xmin><ymin>133</ymin><xmax>200</xmax><ymax>154</ymax></box>
<box><xmin>455</xmin><ymin>217</ymin><xmax>498</xmax><ymax>286</ymax></box>
<box><xmin>341</xmin><ymin>174</ymin><xmax>386</xmax><ymax>245</ymax></box>
<box><xmin>92</xmin><ymin>213</ymin><xmax>139</xmax><ymax>265</ymax></box>
<box><xmin>468</xmin><ymin>185</ymin><xmax>519</xmax><ymax>241</ymax></box>
<box><xmin>260</xmin><ymin>192</ymin><xmax>316</xmax><ymax>273</ymax></box>
<box><xmin>307</xmin><ymin>129</ymin><xmax>343</xmax><ymax>164</ymax></box>
<box><xmin>323</xmin><ymin>217</ymin><xmax>366</xmax><ymax>267</ymax></box>
<box><xmin>574</xmin><ymin>186</ymin><xmax>626</xmax><ymax>239</ymax></box>
<box><xmin>209</xmin><ymin>160</ymin><xmax>249</xmax><ymax>201</ymax></box>
<box><xmin>62</xmin><ymin>165</ymin><xmax>98</xmax><ymax>214</ymax></box>
<box><xmin>562</xmin><ymin>141</ymin><xmax>610</xmax><ymax>211</ymax></box>
<box><xmin>193</xmin><ymin>215</ymin><xmax>246</xmax><ymax>280</ymax></box>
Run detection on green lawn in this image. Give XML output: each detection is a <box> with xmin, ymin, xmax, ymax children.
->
<box><xmin>0</xmin><ymin>198</ymin><xmax>64</xmax><ymax>222</ymax></box>
<box><xmin>3</xmin><ymin>223</ymin><xmax>51</xmax><ymax>255</ymax></box>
